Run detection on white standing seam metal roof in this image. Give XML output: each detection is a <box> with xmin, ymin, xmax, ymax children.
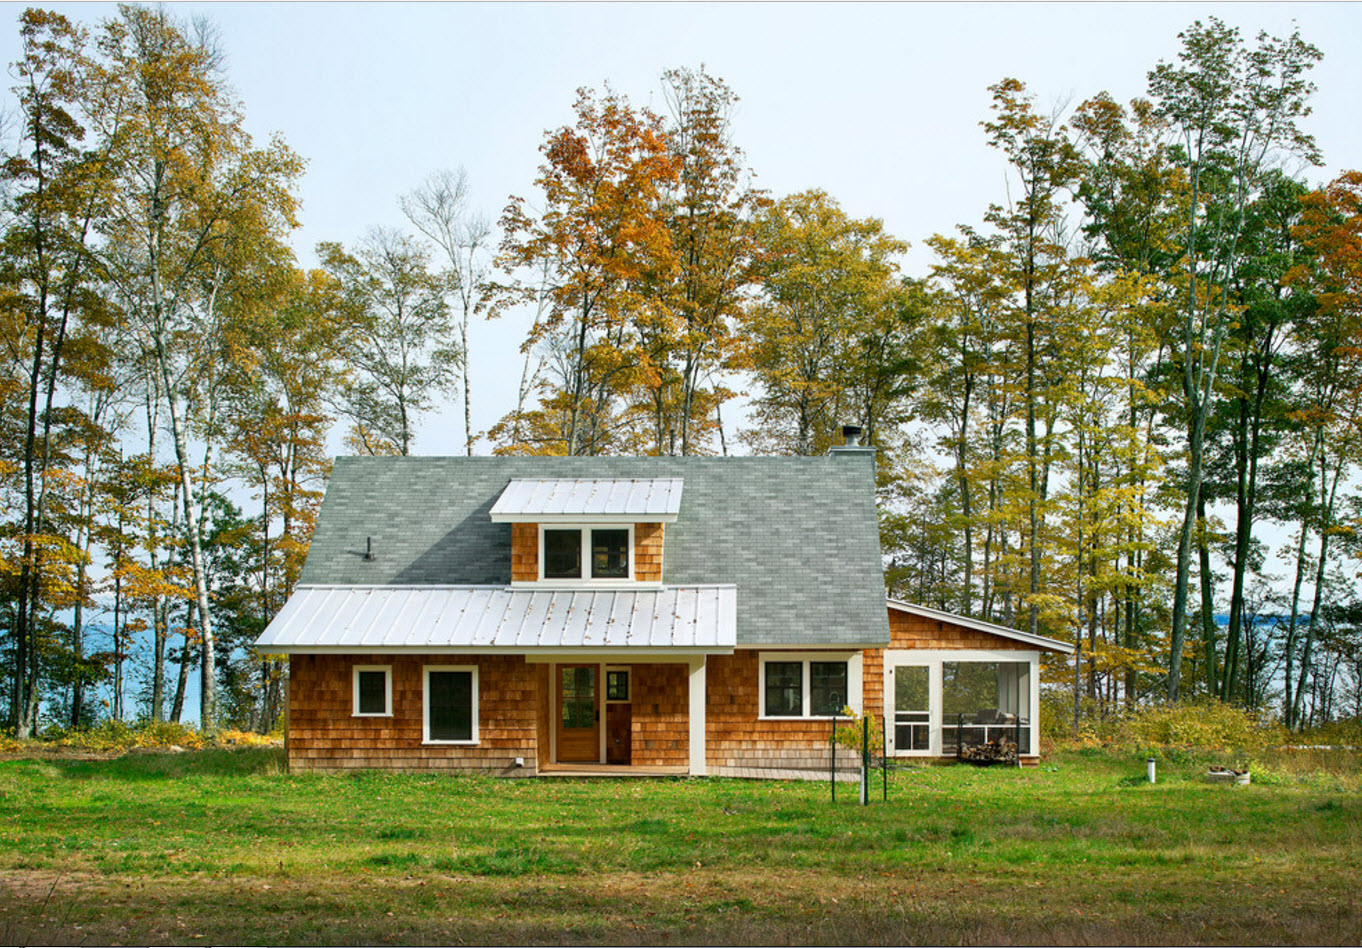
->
<box><xmin>489</xmin><ymin>478</ymin><xmax>684</xmax><ymax>521</ymax></box>
<box><xmin>255</xmin><ymin>584</ymin><xmax>736</xmax><ymax>653</ymax></box>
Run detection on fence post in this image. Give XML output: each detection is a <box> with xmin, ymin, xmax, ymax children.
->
<box><xmin>860</xmin><ymin>715</ymin><xmax>870</xmax><ymax>806</ymax></box>
<box><xmin>882</xmin><ymin>714</ymin><xmax>888</xmax><ymax>802</ymax></box>
<box><xmin>830</xmin><ymin>714</ymin><xmax>837</xmax><ymax>803</ymax></box>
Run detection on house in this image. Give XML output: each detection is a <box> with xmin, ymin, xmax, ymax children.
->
<box><xmin>255</xmin><ymin>434</ymin><xmax>1072</xmax><ymax>776</ymax></box>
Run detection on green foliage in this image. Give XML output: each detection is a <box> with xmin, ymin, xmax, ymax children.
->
<box><xmin>0</xmin><ymin>719</ymin><xmax>278</xmax><ymax>754</ymax></box>
<box><xmin>1049</xmin><ymin>698</ymin><xmax>1287</xmax><ymax>755</ymax></box>
<box><xmin>830</xmin><ymin>706</ymin><xmax>884</xmax><ymax>756</ymax></box>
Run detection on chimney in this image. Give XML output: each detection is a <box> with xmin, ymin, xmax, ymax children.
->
<box><xmin>828</xmin><ymin>424</ymin><xmax>876</xmax><ymax>461</ymax></box>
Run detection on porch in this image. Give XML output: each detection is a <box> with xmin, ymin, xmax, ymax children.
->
<box><xmin>530</xmin><ymin>657</ymin><xmax>709</xmax><ymax>774</ymax></box>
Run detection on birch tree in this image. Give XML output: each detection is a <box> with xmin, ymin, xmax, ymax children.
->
<box><xmin>89</xmin><ymin>5</ymin><xmax>303</xmax><ymax>729</ymax></box>
<box><xmin>1148</xmin><ymin>18</ymin><xmax>1321</xmax><ymax>698</ymax></box>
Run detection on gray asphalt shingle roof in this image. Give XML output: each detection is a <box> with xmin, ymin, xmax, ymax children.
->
<box><xmin>299</xmin><ymin>452</ymin><xmax>890</xmax><ymax>647</ymax></box>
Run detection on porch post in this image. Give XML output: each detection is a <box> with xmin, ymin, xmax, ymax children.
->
<box><xmin>1029</xmin><ymin>651</ymin><xmax>1041</xmax><ymax>757</ymax></box>
<box><xmin>688</xmin><ymin>657</ymin><xmax>707</xmax><ymax>775</ymax></box>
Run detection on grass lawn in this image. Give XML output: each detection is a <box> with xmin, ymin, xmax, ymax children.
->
<box><xmin>0</xmin><ymin>747</ymin><xmax>1358</xmax><ymax>945</ymax></box>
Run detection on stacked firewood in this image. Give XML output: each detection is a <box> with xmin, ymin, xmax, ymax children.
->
<box><xmin>959</xmin><ymin>734</ymin><xmax>1018</xmax><ymax>765</ymax></box>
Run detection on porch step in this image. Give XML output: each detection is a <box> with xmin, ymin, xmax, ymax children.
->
<box><xmin>538</xmin><ymin>763</ymin><xmax>689</xmax><ymax>778</ymax></box>
<box><xmin>710</xmin><ymin>766</ymin><xmax>860</xmax><ymax>782</ymax></box>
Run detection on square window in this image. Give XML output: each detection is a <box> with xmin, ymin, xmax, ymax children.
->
<box><xmin>810</xmin><ymin>662</ymin><xmax>848</xmax><ymax>716</ymax></box>
<box><xmin>606</xmin><ymin>669</ymin><xmax>630</xmax><ymax>702</ymax></box>
<box><xmin>591</xmin><ymin>529</ymin><xmax>629</xmax><ymax>579</ymax></box>
<box><xmin>543</xmin><ymin>529</ymin><xmax>582</xmax><ymax>579</ymax></box>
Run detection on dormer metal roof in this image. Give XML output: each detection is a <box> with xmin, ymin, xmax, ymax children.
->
<box><xmin>489</xmin><ymin>478</ymin><xmax>683</xmax><ymax>523</ymax></box>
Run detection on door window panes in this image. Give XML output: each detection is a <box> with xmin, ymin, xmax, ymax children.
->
<box><xmin>561</xmin><ymin>666</ymin><xmax>596</xmax><ymax>728</ymax></box>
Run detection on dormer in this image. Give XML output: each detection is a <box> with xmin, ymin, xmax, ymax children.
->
<box><xmin>489</xmin><ymin>479</ymin><xmax>682</xmax><ymax>587</ymax></box>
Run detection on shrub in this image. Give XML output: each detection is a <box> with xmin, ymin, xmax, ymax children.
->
<box><xmin>1</xmin><ymin>720</ymin><xmax>281</xmax><ymax>754</ymax></box>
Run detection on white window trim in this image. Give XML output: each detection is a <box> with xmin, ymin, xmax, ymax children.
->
<box><xmin>352</xmin><ymin>664</ymin><xmax>392</xmax><ymax>717</ymax></box>
<box><xmin>538</xmin><ymin>523</ymin><xmax>635</xmax><ymax>584</ymax></box>
<box><xmin>757</xmin><ymin>651</ymin><xmax>862</xmax><ymax>720</ymax></box>
<box><xmin>422</xmin><ymin>664</ymin><xmax>479</xmax><ymax>745</ymax></box>
<box><xmin>882</xmin><ymin>649</ymin><xmax>1040</xmax><ymax>757</ymax></box>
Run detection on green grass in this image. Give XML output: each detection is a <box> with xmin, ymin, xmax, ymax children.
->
<box><xmin>0</xmin><ymin>747</ymin><xmax>1359</xmax><ymax>944</ymax></box>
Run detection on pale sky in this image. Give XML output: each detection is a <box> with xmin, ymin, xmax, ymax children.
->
<box><xmin>6</xmin><ymin>3</ymin><xmax>1357</xmax><ymax>719</ymax></box>
<box><xmin>4</xmin><ymin>1</ymin><xmax>1361</xmax><ymax>457</ymax></box>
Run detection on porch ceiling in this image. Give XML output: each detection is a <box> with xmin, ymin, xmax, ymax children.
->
<box><xmin>255</xmin><ymin>584</ymin><xmax>736</xmax><ymax>653</ymax></box>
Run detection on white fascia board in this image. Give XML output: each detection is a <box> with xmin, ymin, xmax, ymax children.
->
<box><xmin>736</xmin><ymin>640</ymin><xmax>890</xmax><ymax>651</ymax></box>
<box><xmin>886</xmin><ymin>598</ymin><xmax>1075</xmax><ymax>654</ymax></box>
<box><xmin>489</xmin><ymin>512</ymin><xmax>677</xmax><ymax>524</ymax></box>
<box><xmin>253</xmin><ymin>645</ymin><xmax>735</xmax><ymax>659</ymax></box>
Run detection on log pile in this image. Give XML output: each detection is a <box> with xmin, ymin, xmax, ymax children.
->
<box><xmin>959</xmin><ymin>734</ymin><xmax>1018</xmax><ymax>765</ymax></box>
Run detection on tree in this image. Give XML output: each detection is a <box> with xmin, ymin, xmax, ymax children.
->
<box><xmin>89</xmin><ymin>4</ymin><xmax>304</xmax><ymax>729</ymax></box>
<box><xmin>0</xmin><ymin>9</ymin><xmax>110</xmax><ymax>737</ymax></box>
<box><xmin>642</xmin><ymin>67</ymin><xmax>765</xmax><ymax>455</ymax></box>
<box><xmin>320</xmin><ymin>229</ymin><xmax>457</xmax><ymax>456</ymax></box>
<box><xmin>492</xmin><ymin>86</ymin><xmax>679</xmax><ymax>456</ymax></box>
<box><xmin>401</xmin><ymin>168</ymin><xmax>491</xmax><ymax>456</ymax></box>
<box><xmin>979</xmin><ymin>78</ymin><xmax>1082</xmax><ymax>643</ymax></box>
<box><xmin>741</xmin><ymin>189</ymin><xmax>908</xmax><ymax>456</ymax></box>
<box><xmin>1148</xmin><ymin>17</ymin><xmax>1322</xmax><ymax>699</ymax></box>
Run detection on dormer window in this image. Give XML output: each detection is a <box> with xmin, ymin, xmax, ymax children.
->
<box><xmin>542</xmin><ymin>526</ymin><xmax>632</xmax><ymax>581</ymax></box>
<box><xmin>492</xmin><ymin>478</ymin><xmax>681</xmax><ymax>586</ymax></box>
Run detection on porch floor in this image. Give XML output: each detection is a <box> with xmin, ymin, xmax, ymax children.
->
<box><xmin>538</xmin><ymin>763</ymin><xmax>689</xmax><ymax>778</ymax></box>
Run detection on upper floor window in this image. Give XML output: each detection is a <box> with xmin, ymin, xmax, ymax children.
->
<box><xmin>542</xmin><ymin>526</ymin><xmax>632</xmax><ymax>581</ymax></box>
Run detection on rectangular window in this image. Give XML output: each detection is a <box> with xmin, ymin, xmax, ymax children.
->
<box><xmin>352</xmin><ymin>665</ymin><xmax>391</xmax><ymax>717</ymax></box>
<box><xmin>606</xmin><ymin>669</ymin><xmax>630</xmax><ymax>702</ymax></box>
<box><xmin>591</xmin><ymin>529</ymin><xmax>629</xmax><ymax>579</ymax></box>
<box><xmin>543</xmin><ymin>529</ymin><xmax>582</xmax><ymax>579</ymax></box>
<box><xmin>764</xmin><ymin>661</ymin><xmax>804</xmax><ymax>717</ymax></box>
<box><xmin>424</xmin><ymin>666</ymin><xmax>478</xmax><ymax>744</ymax></box>
<box><xmin>810</xmin><ymin>662</ymin><xmax>848</xmax><ymax>716</ymax></box>
<box><xmin>760</xmin><ymin>655</ymin><xmax>856</xmax><ymax>718</ymax></box>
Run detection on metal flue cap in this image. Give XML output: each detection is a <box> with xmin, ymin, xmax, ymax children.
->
<box><xmin>841</xmin><ymin>425</ymin><xmax>864</xmax><ymax>447</ymax></box>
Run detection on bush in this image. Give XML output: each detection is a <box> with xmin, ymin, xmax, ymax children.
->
<box><xmin>1294</xmin><ymin>718</ymin><xmax>1362</xmax><ymax>747</ymax></box>
<box><xmin>1108</xmin><ymin>700</ymin><xmax>1285</xmax><ymax>754</ymax></box>
<box><xmin>1</xmin><ymin>720</ymin><xmax>281</xmax><ymax>754</ymax></box>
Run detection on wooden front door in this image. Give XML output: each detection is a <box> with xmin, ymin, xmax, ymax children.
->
<box><xmin>606</xmin><ymin>668</ymin><xmax>632</xmax><ymax>765</ymax></box>
<box><xmin>556</xmin><ymin>665</ymin><xmax>600</xmax><ymax>762</ymax></box>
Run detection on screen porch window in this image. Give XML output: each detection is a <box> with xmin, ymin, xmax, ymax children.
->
<box><xmin>942</xmin><ymin>661</ymin><xmax>1030</xmax><ymax>754</ymax></box>
<box><xmin>893</xmin><ymin>665</ymin><xmax>930</xmax><ymax>751</ymax></box>
<box><xmin>424</xmin><ymin>667</ymin><xmax>478</xmax><ymax>743</ymax></box>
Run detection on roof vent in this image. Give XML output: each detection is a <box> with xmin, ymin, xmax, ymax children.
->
<box><xmin>363</xmin><ymin>537</ymin><xmax>375</xmax><ymax>561</ymax></box>
<box><xmin>841</xmin><ymin>425</ymin><xmax>863</xmax><ymax>447</ymax></box>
